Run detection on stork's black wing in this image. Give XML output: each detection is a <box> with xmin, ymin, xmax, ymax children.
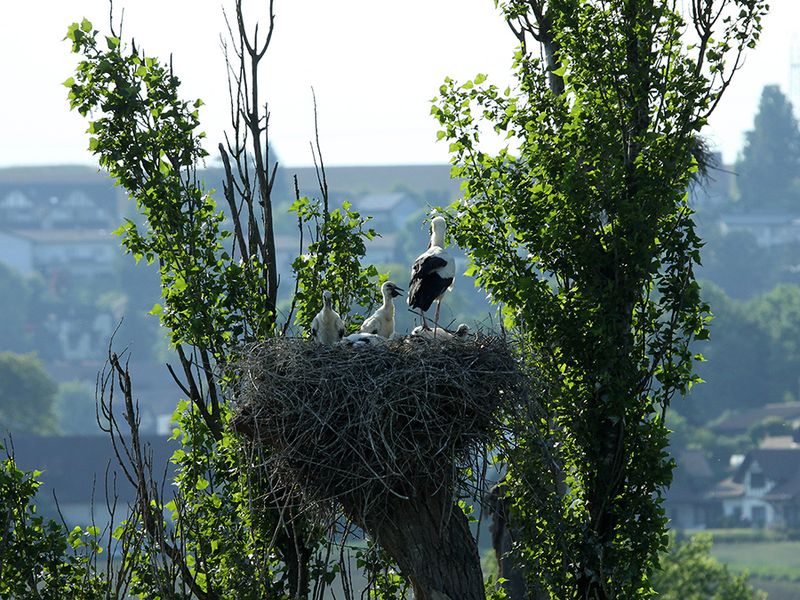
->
<box><xmin>411</xmin><ymin>255</ymin><xmax>448</xmax><ymax>280</ymax></box>
<box><xmin>408</xmin><ymin>255</ymin><xmax>452</xmax><ymax>312</ymax></box>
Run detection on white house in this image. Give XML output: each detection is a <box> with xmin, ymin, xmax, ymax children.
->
<box><xmin>709</xmin><ymin>439</ymin><xmax>800</xmax><ymax>528</ymax></box>
<box><xmin>351</xmin><ymin>192</ymin><xmax>421</xmax><ymax>232</ymax></box>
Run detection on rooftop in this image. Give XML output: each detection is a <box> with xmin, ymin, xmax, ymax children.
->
<box><xmin>733</xmin><ymin>448</ymin><xmax>800</xmax><ymax>485</ymax></box>
<box><xmin>710</xmin><ymin>402</ymin><xmax>800</xmax><ymax>435</ymax></box>
<box><xmin>355</xmin><ymin>192</ymin><xmax>417</xmax><ymax>213</ymax></box>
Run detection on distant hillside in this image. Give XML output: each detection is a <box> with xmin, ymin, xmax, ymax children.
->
<box><xmin>0</xmin><ymin>164</ymin><xmax>106</xmax><ymax>184</ymax></box>
<box><xmin>287</xmin><ymin>164</ymin><xmax>460</xmax><ymax>201</ymax></box>
<box><xmin>0</xmin><ymin>163</ymin><xmax>460</xmax><ymax>202</ymax></box>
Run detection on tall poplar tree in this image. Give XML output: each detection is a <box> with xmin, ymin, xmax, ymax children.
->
<box><xmin>737</xmin><ymin>85</ymin><xmax>800</xmax><ymax>211</ymax></box>
<box><xmin>434</xmin><ymin>0</ymin><xmax>767</xmax><ymax>597</ymax></box>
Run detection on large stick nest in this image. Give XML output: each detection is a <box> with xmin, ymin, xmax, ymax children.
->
<box><xmin>231</xmin><ymin>335</ymin><xmax>528</xmax><ymax>519</ymax></box>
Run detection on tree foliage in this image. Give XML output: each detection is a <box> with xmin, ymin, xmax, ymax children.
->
<box><xmin>289</xmin><ymin>195</ymin><xmax>383</xmax><ymax>333</ymax></box>
<box><xmin>433</xmin><ymin>0</ymin><xmax>766</xmax><ymax>597</ymax></box>
<box><xmin>687</xmin><ymin>282</ymin><xmax>800</xmax><ymax>424</ymax></box>
<box><xmin>697</xmin><ymin>228</ymin><xmax>800</xmax><ymax>300</ymax></box>
<box><xmin>0</xmin><ymin>262</ymin><xmax>63</xmax><ymax>359</ymax></box>
<box><xmin>0</xmin><ymin>262</ymin><xmax>35</xmax><ymax>354</ymax></box>
<box><xmin>651</xmin><ymin>535</ymin><xmax>766</xmax><ymax>600</ymax></box>
<box><xmin>54</xmin><ymin>380</ymin><xmax>99</xmax><ymax>436</ymax></box>
<box><xmin>737</xmin><ymin>85</ymin><xmax>800</xmax><ymax>211</ymax></box>
<box><xmin>0</xmin><ymin>352</ymin><xmax>58</xmax><ymax>436</ymax></box>
<box><xmin>0</xmin><ymin>445</ymin><xmax>106</xmax><ymax>599</ymax></box>
<box><xmin>60</xmin><ymin>7</ymin><xmax>384</xmax><ymax>598</ymax></box>
<box><xmin>0</xmin><ymin>237</ymin><xmax>163</xmax><ymax>364</ymax></box>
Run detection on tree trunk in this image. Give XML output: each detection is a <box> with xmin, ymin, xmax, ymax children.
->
<box><xmin>276</xmin><ymin>517</ymin><xmax>311</xmax><ymax>600</ymax></box>
<box><xmin>351</xmin><ymin>487</ymin><xmax>485</xmax><ymax>600</ymax></box>
<box><xmin>487</xmin><ymin>485</ymin><xmax>528</xmax><ymax>600</ymax></box>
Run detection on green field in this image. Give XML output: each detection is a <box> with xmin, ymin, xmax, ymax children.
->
<box><xmin>750</xmin><ymin>578</ymin><xmax>800</xmax><ymax>600</ymax></box>
<box><xmin>709</xmin><ymin>538</ymin><xmax>800</xmax><ymax>598</ymax></box>
<box><xmin>711</xmin><ymin>540</ymin><xmax>800</xmax><ymax>582</ymax></box>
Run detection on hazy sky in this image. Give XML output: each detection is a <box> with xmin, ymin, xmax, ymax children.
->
<box><xmin>1</xmin><ymin>1</ymin><xmax>799</xmax><ymax>169</ymax></box>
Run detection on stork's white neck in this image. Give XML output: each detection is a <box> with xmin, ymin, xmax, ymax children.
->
<box><xmin>382</xmin><ymin>289</ymin><xmax>395</xmax><ymax>314</ymax></box>
<box><xmin>430</xmin><ymin>217</ymin><xmax>447</xmax><ymax>248</ymax></box>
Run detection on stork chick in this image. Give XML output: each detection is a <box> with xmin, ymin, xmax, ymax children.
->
<box><xmin>411</xmin><ymin>323</ymin><xmax>470</xmax><ymax>341</ymax></box>
<box><xmin>359</xmin><ymin>281</ymin><xmax>404</xmax><ymax>338</ymax></box>
<box><xmin>310</xmin><ymin>290</ymin><xmax>345</xmax><ymax>346</ymax></box>
<box><xmin>408</xmin><ymin>216</ymin><xmax>455</xmax><ymax>329</ymax></box>
<box><xmin>339</xmin><ymin>332</ymin><xmax>386</xmax><ymax>348</ymax></box>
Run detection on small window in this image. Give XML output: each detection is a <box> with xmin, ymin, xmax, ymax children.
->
<box><xmin>750</xmin><ymin>472</ymin><xmax>766</xmax><ymax>489</ymax></box>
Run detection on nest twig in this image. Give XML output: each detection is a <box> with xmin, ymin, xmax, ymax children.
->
<box><xmin>231</xmin><ymin>334</ymin><xmax>528</xmax><ymax>522</ymax></box>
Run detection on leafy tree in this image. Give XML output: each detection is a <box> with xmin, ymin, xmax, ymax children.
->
<box><xmin>0</xmin><ymin>262</ymin><xmax>34</xmax><ymax>353</ymax></box>
<box><xmin>55</xmin><ymin>380</ymin><xmax>100</xmax><ymax>436</ymax></box>
<box><xmin>0</xmin><ymin>245</ymin><xmax>158</xmax><ymax>363</ymax></box>
<box><xmin>63</xmin><ymin>5</ymin><xmax>385</xmax><ymax>598</ymax></box>
<box><xmin>651</xmin><ymin>534</ymin><xmax>765</xmax><ymax>600</ymax></box>
<box><xmin>289</xmin><ymin>195</ymin><xmax>383</xmax><ymax>333</ymax></box>
<box><xmin>0</xmin><ymin>445</ymin><xmax>107</xmax><ymax>599</ymax></box>
<box><xmin>106</xmin><ymin>232</ymin><xmax>165</xmax><ymax>361</ymax></box>
<box><xmin>697</xmin><ymin>229</ymin><xmax>776</xmax><ymax>300</ymax></box>
<box><xmin>685</xmin><ymin>282</ymin><xmax>770</xmax><ymax>424</ymax></box>
<box><xmin>747</xmin><ymin>283</ymin><xmax>800</xmax><ymax>398</ymax></box>
<box><xmin>433</xmin><ymin>0</ymin><xmax>766</xmax><ymax>597</ymax></box>
<box><xmin>737</xmin><ymin>85</ymin><xmax>800</xmax><ymax>211</ymax></box>
<box><xmin>0</xmin><ymin>352</ymin><xmax>58</xmax><ymax>436</ymax></box>
<box><xmin>687</xmin><ymin>282</ymin><xmax>800</xmax><ymax>424</ymax></box>
<box><xmin>0</xmin><ymin>263</ymin><xmax>59</xmax><ymax>358</ymax></box>
<box><xmin>747</xmin><ymin>415</ymin><xmax>792</xmax><ymax>444</ymax></box>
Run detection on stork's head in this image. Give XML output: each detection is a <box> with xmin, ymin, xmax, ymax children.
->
<box><xmin>454</xmin><ymin>323</ymin><xmax>470</xmax><ymax>338</ymax></box>
<box><xmin>322</xmin><ymin>290</ymin><xmax>333</xmax><ymax>307</ymax></box>
<box><xmin>382</xmin><ymin>281</ymin><xmax>404</xmax><ymax>299</ymax></box>
<box><xmin>430</xmin><ymin>216</ymin><xmax>447</xmax><ymax>248</ymax></box>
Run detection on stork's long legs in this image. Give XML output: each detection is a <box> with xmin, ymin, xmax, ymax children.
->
<box><xmin>415</xmin><ymin>300</ymin><xmax>442</xmax><ymax>331</ymax></box>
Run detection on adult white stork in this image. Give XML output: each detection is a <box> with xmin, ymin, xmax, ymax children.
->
<box><xmin>359</xmin><ymin>281</ymin><xmax>404</xmax><ymax>338</ymax></box>
<box><xmin>310</xmin><ymin>290</ymin><xmax>345</xmax><ymax>346</ymax></box>
<box><xmin>408</xmin><ymin>216</ymin><xmax>455</xmax><ymax>329</ymax></box>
